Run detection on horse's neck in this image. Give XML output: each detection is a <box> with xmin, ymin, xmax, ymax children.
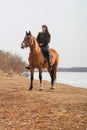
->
<box><xmin>30</xmin><ymin>37</ymin><xmax>41</xmax><ymax>56</ymax></box>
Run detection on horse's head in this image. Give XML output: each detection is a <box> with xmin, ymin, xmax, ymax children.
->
<box><xmin>21</xmin><ymin>31</ymin><xmax>33</xmax><ymax>49</ymax></box>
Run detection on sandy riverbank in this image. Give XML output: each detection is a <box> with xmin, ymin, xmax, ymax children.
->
<box><xmin>0</xmin><ymin>74</ymin><xmax>87</xmax><ymax>130</ymax></box>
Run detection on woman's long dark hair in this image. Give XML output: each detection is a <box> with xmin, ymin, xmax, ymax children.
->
<box><xmin>42</xmin><ymin>25</ymin><xmax>49</xmax><ymax>33</ymax></box>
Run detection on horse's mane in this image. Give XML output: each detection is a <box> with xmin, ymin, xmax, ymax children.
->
<box><xmin>32</xmin><ymin>36</ymin><xmax>40</xmax><ymax>48</ymax></box>
<box><xmin>32</xmin><ymin>36</ymin><xmax>37</xmax><ymax>44</ymax></box>
<box><xmin>31</xmin><ymin>35</ymin><xmax>41</xmax><ymax>53</ymax></box>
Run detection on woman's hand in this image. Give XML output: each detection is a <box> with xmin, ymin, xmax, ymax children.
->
<box><xmin>39</xmin><ymin>43</ymin><xmax>43</xmax><ymax>46</ymax></box>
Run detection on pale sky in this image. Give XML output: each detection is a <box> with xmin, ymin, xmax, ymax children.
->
<box><xmin>0</xmin><ymin>0</ymin><xmax>87</xmax><ymax>67</ymax></box>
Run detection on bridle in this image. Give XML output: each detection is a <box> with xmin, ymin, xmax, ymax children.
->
<box><xmin>22</xmin><ymin>35</ymin><xmax>33</xmax><ymax>48</ymax></box>
<box><xmin>28</xmin><ymin>35</ymin><xmax>33</xmax><ymax>47</ymax></box>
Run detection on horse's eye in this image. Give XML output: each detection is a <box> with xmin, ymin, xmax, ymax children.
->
<box><xmin>24</xmin><ymin>36</ymin><xmax>28</xmax><ymax>40</ymax></box>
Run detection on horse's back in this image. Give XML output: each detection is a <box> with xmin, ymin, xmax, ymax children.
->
<box><xmin>50</xmin><ymin>48</ymin><xmax>59</xmax><ymax>58</ymax></box>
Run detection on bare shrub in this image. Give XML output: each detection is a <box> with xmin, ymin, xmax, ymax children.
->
<box><xmin>0</xmin><ymin>50</ymin><xmax>26</xmax><ymax>74</ymax></box>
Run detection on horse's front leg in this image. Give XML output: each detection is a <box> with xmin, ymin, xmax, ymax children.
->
<box><xmin>29</xmin><ymin>68</ymin><xmax>34</xmax><ymax>90</ymax></box>
<box><xmin>39</xmin><ymin>68</ymin><xmax>43</xmax><ymax>90</ymax></box>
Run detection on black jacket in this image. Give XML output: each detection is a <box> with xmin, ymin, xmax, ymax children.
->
<box><xmin>37</xmin><ymin>31</ymin><xmax>51</xmax><ymax>47</ymax></box>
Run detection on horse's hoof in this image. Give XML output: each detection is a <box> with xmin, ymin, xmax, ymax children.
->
<box><xmin>50</xmin><ymin>87</ymin><xmax>55</xmax><ymax>90</ymax></box>
<box><xmin>39</xmin><ymin>89</ymin><xmax>43</xmax><ymax>91</ymax></box>
<box><xmin>29</xmin><ymin>88</ymin><xmax>32</xmax><ymax>91</ymax></box>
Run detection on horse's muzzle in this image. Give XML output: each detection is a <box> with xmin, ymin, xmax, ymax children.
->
<box><xmin>21</xmin><ymin>42</ymin><xmax>25</xmax><ymax>49</ymax></box>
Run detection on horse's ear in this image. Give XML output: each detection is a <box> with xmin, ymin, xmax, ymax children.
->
<box><xmin>29</xmin><ymin>31</ymin><xmax>31</xmax><ymax>35</ymax></box>
<box><xmin>26</xmin><ymin>31</ymin><xmax>28</xmax><ymax>35</ymax></box>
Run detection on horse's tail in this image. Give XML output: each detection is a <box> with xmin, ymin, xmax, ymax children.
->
<box><xmin>53</xmin><ymin>53</ymin><xmax>59</xmax><ymax>81</ymax></box>
<box><xmin>53</xmin><ymin>61</ymin><xmax>58</xmax><ymax>80</ymax></box>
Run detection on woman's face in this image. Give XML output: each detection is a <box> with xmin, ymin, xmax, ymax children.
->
<box><xmin>42</xmin><ymin>27</ymin><xmax>46</xmax><ymax>32</ymax></box>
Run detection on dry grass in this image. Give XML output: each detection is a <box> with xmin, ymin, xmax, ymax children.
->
<box><xmin>0</xmin><ymin>73</ymin><xmax>87</xmax><ymax>130</ymax></box>
<box><xmin>0</xmin><ymin>50</ymin><xmax>25</xmax><ymax>74</ymax></box>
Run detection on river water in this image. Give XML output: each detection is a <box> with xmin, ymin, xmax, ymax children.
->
<box><xmin>31</xmin><ymin>72</ymin><xmax>87</xmax><ymax>89</ymax></box>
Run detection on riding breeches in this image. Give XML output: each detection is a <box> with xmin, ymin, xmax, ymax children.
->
<box><xmin>41</xmin><ymin>45</ymin><xmax>51</xmax><ymax>65</ymax></box>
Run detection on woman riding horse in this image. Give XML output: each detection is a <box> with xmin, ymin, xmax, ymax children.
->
<box><xmin>26</xmin><ymin>25</ymin><xmax>52</xmax><ymax>69</ymax></box>
<box><xmin>21</xmin><ymin>31</ymin><xmax>59</xmax><ymax>90</ymax></box>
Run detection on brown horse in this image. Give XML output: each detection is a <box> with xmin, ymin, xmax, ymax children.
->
<box><xmin>21</xmin><ymin>31</ymin><xmax>59</xmax><ymax>90</ymax></box>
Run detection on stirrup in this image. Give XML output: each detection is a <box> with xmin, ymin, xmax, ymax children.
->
<box><xmin>49</xmin><ymin>64</ymin><xmax>52</xmax><ymax>68</ymax></box>
<box><xmin>25</xmin><ymin>66</ymin><xmax>30</xmax><ymax>69</ymax></box>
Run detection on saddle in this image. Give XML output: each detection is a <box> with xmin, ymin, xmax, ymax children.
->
<box><xmin>42</xmin><ymin>50</ymin><xmax>53</xmax><ymax>66</ymax></box>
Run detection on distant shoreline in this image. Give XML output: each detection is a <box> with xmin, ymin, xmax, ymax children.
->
<box><xmin>33</xmin><ymin>67</ymin><xmax>87</xmax><ymax>72</ymax></box>
<box><xmin>58</xmin><ymin>67</ymin><xmax>87</xmax><ymax>72</ymax></box>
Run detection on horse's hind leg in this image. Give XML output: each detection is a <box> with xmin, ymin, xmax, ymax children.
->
<box><xmin>51</xmin><ymin>62</ymin><xmax>58</xmax><ymax>89</ymax></box>
<box><xmin>47</xmin><ymin>67</ymin><xmax>55</xmax><ymax>89</ymax></box>
<box><xmin>39</xmin><ymin>68</ymin><xmax>43</xmax><ymax>90</ymax></box>
<box><xmin>50</xmin><ymin>66</ymin><xmax>55</xmax><ymax>89</ymax></box>
<box><xmin>29</xmin><ymin>69</ymin><xmax>34</xmax><ymax>90</ymax></box>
